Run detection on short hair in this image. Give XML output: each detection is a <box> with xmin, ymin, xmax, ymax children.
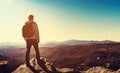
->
<box><xmin>28</xmin><ymin>15</ymin><xmax>34</xmax><ymax>20</ymax></box>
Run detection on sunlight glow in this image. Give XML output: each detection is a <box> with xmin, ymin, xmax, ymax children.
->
<box><xmin>0</xmin><ymin>0</ymin><xmax>120</xmax><ymax>43</ymax></box>
<box><xmin>8</xmin><ymin>0</ymin><xmax>14</xmax><ymax>4</ymax></box>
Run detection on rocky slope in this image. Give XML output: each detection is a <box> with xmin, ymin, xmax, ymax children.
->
<box><xmin>82</xmin><ymin>67</ymin><xmax>120</xmax><ymax>73</ymax></box>
<box><xmin>12</xmin><ymin>58</ymin><xmax>79</xmax><ymax>73</ymax></box>
<box><xmin>12</xmin><ymin>58</ymin><xmax>120</xmax><ymax>73</ymax></box>
<box><xmin>41</xmin><ymin>43</ymin><xmax>120</xmax><ymax>71</ymax></box>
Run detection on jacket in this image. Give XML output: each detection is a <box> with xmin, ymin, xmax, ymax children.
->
<box><xmin>24</xmin><ymin>21</ymin><xmax>40</xmax><ymax>42</ymax></box>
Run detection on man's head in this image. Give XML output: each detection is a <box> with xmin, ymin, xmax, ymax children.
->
<box><xmin>28</xmin><ymin>15</ymin><xmax>34</xmax><ymax>21</ymax></box>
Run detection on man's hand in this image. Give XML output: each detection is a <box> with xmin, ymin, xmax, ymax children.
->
<box><xmin>37</xmin><ymin>39</ymin><xmax>40</xmax><ymax>43</ymax></box>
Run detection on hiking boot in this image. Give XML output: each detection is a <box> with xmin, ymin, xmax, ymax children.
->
<box><xmin>37</xmin><ymin>60</ymin><xmax>48</xmax><ymax>72</ymax></box>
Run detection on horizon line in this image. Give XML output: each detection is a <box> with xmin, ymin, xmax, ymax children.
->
<box><xmin>0</xmin><ymin>39</ymin><xmax>120</xmax><ymax>44</ymax></box>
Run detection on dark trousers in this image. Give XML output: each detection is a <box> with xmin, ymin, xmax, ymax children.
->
<box><xmin>25</xmin><ymin>39</ymin><xmax>48</xmax><ymax>71</ymax></box>
<box><xmin>26</xmin><ymin>39</ymin><xmax>40</xmax><ymax>62</ymax></box>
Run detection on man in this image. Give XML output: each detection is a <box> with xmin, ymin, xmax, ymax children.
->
<box><xmin>22</xmin><ymin>15</ymin><xmax>48</xmax><ymax>72</ymax></box>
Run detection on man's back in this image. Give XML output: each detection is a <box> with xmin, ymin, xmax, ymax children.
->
<box><xmin>22</xmin><ymin>21</ymin><xmax>34</xmax><ymax>38</ymax></box>
<box><xmin>23</xmin><ymin>20</ymin><xmax>39</xmax><ymax>43</ymax></box>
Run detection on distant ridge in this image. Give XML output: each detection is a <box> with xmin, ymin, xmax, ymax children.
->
<box><xmin>43</xmin><ymin>40</ymin><xmax>119</xmax><ymax>47</ymax></box>
<box><xmin>0</xmin><ymin>40</ymin><xmax>119</xmax><ymax>48</ymax></box>
<box><xmin>0</xmin><ymin>42</ymin><xmax>25</xmax><ymax>49</ymax></box>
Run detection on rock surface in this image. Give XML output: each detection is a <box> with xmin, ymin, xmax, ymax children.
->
<box><xmin>82</xmin><ymin>67</ymin><xmax>120</xmax><ymax>73</ymax></box>
<box><xmin>12</xmin><ymin>58</ymin><xmax>120</xmax><ymax>73</ymax></box>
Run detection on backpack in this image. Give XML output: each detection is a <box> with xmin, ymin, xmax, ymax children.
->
<box><xmin>22</xmin><ymin>22</ymin><xmax>34</xmax><ymax>38</ymax></box>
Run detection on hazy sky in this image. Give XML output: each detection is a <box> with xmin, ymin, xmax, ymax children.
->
<box><xmin>0</xmin><ymin>0</ymin><xmax>120</xmax><ymax>43</ymax></box>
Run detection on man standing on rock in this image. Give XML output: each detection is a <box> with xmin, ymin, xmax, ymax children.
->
<box><xmin>22</xmin><ymin>14</ymin><xmax>48</xmax><ymax>72</ymax></box>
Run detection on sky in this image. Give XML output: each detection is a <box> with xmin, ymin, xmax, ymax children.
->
<box><xmin>0</xmin><ymin>0</ymin><xmax>120</xmax><ymax>43</ymax></box>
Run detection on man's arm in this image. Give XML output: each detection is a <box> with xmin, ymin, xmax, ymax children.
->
<box><xmin>34</xmin><ymin>22</ymin><xmax>40</xmax><ymax>43</ymax></box>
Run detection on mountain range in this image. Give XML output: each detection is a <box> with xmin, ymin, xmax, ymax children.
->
<box><xmin>0</xmin><ymin>40</ymin><xmax>120</xmax><ymax>73</ymax></box>
<box><xmin>0</xmin><ymin>40</ymin><xmax>118</xmax><ymax>48</ymax></box>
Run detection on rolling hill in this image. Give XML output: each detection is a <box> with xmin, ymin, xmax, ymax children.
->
<box><xmin>0</xmin><ymin>40</ymin><xmax>120</xmax><ymax>73</ymax></box>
